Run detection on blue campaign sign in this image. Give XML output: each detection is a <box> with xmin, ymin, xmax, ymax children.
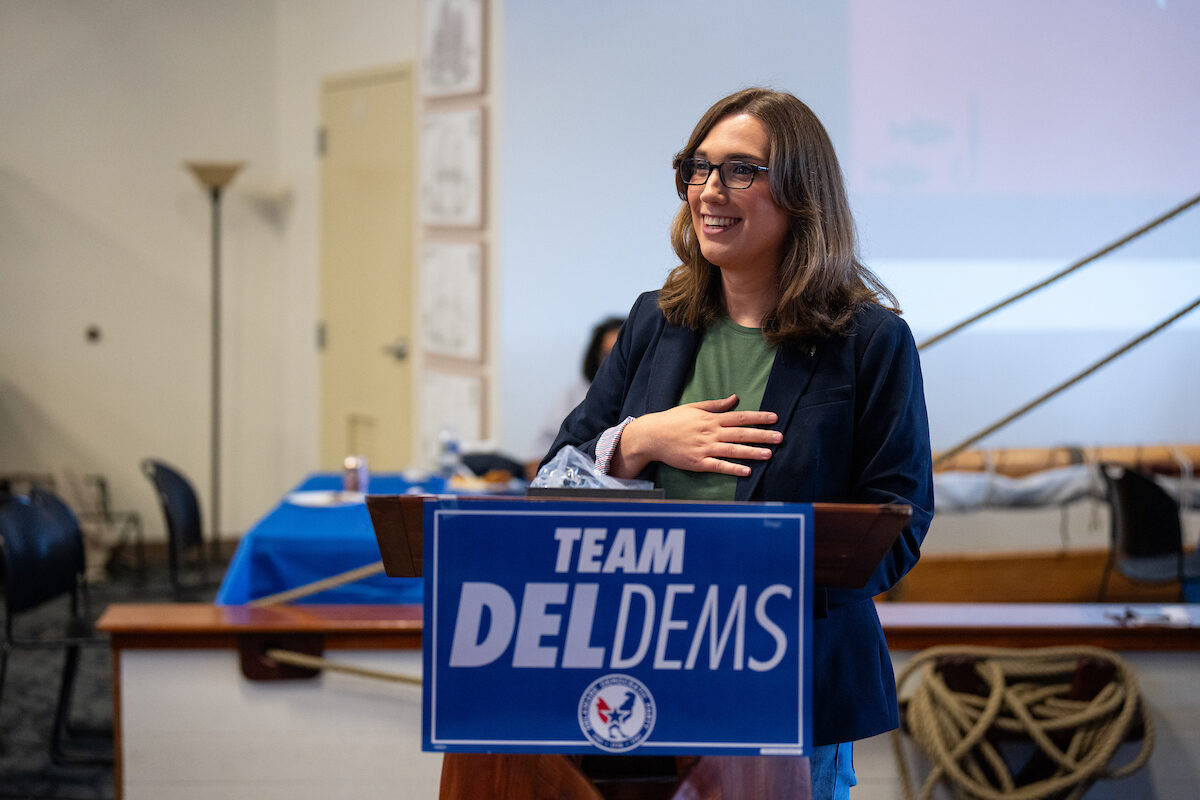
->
<box><xmin>423</xmin><ymin>498</ymin><xmax>813</xmax><ymax>755</ymax></box>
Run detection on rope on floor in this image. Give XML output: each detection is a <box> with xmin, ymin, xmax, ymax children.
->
<box><xmin>892</xmin><ymin>645</ymin><xmax>1153</xmax><ymax>800</ymax></box>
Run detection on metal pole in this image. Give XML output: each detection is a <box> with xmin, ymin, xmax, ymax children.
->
<box><xmin>933</xmin><ymin>294</ymin><xmax>1200</xmax><ymax>468</ymax></box>
<box><xmin>184</xmin><ymin>160</ymin><xmax>241</xmax><ymax>565</ymax></box>
<box><xmin>210</xmin><ymin>185</ymin><xmax>222</xmax><ymax>563</ymax></box>
<box><xmin>917</xmin><ymin>190</ymin><xmax>1200</xmax><ymax>351</ymax></box>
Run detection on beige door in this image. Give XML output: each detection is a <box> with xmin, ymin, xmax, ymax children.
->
<box><xmin>319</xmin><ymin>65</ymin><xmax>415</xmax><ymax>469</ymax></box>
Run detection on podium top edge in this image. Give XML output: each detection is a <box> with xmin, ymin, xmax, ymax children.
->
<box><xmin>364</xmin><ymin>494</ymin><xmax>911</xmax><ymax>515</ymax></box>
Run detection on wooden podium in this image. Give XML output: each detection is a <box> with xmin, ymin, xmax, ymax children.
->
<box><xmin>367</xmin><ymin>496</ymin><xmax>909</xmax><ymax>800</ymax></box>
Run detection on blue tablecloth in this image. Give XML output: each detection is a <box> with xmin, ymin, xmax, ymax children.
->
<box><xmin>216</xmin><ymin>473</ymin><xmax>440</xmax><ymax>605</ymax></box>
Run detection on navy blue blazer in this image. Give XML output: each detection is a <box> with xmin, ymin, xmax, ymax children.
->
<box><xmin>544</xmin><ymin>290</ymin><xmax>935</xmax><ymax>745</ymax></box>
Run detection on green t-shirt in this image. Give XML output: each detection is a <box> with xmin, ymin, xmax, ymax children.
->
<box><xmin>657</xmin><ymin>317</ymin><xmax>778</xmax><ymax>501</ymax></box>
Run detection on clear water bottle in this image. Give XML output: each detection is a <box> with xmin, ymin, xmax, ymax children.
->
<box><xmin>437</xmin><ymin>429</ymin><xmax>463</xmax><ymax>480</ymax></box>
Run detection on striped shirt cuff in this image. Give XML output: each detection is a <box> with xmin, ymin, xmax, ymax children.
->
<box><xmin>595</xmin><ymin>416</ymin><xmax>635</xmax><ymax>475</ymax></box>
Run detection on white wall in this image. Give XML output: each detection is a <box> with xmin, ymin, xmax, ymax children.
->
<box><xmin>0</xmin><ymin>0</ymin><xmax>420</xmax><ymax>542</ymax></box>
<box><xmin>1</xmin><ymin>1</ymin><xmax>280</xmax><ymax>541</ymax></box>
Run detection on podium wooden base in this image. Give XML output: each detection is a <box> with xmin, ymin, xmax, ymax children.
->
<box><xmin>438</xmin><ymin>753</ymin><xmax>811</xmax><ymax>800</ymax></box>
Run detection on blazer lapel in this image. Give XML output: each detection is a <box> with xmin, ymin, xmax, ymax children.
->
<box><xmin>737</xmin><ymin>339</ymin><xmax>822</xmax><ymax>500</ymax></box>
<box><xmin>642</xmin><ymin>323</ymin><xmax>702</xmax><ymax>414</ymax></box>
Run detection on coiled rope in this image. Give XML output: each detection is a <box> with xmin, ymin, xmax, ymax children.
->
<box><xmin>893</xmin><ymin>646</ymin><xmax>1153</xmax><ymax>800</ymax></box>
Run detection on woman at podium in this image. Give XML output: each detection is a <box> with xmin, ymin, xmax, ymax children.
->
<box><xmin>543</xmin><ymin>87</ymin><xmax>935</xmax><ymax>799</ymax></box>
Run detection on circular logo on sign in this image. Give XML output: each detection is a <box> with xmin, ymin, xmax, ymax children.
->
<box><xmin>578</xmin><ymin>674</ymin><xmax>656</xmax><ymax>752</ymax></box>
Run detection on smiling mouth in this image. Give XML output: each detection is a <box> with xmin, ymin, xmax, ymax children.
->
<box><xmin>702</xmin><ymin>214</ymin><xmax>741</xmax><ymax>230</ymax></box>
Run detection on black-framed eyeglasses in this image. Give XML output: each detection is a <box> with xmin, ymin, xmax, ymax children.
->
<box><xmin>675</xmin><ymin>157</ymin><xmax>769</xmax><ymax>189</ymax></box>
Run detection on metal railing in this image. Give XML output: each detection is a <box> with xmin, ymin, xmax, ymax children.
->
<box><xmin>923</xmin><ymin>192</ymin><xmax>1200</xmax><ymax>468</ymax></box>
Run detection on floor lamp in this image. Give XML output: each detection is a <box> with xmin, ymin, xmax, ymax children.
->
<box><xmin>185</xmin><ymin>160</ymin><xmax>243</xmax><ymax>563</ymax></box>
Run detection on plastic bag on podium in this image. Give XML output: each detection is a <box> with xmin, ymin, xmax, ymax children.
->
<box><xmin>530</xmin><ymin>445</ymin><xmax>654</xmax><ymax>491</ymax></box>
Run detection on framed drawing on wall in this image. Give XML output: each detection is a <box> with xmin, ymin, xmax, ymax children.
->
<box><xmin>420</xmin><ymin>242</ymin><xmax>483</xmax><ymax>361</ymax></box>
<box><xmin>419</xmin><ymin>107</ymin><xmax>484</xmax><ymax>227</ymax></box>
<box><xmin>419</xmin><ymin>370</ymin><xmax>484</xmax><ymax>468</ymax></box>
<box><xmin>420</xmin><ymin>0</ymin><xmax>485</xmax><ymax>98</ymax></box>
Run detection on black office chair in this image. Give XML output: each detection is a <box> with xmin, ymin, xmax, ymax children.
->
<box><xmin>1097</xmin><ymin>464</ymin><xmax>1200</xmax><ymax>601</ymax></box>
<box><xmin>140</xmin><ymin>459</ymin><xmax>210</xmax><ymax>596</ymax></box>
<box><xmin>0</xmin><ymin>488</ymin><xmax>112</xmax><ymax>765</ymax></box>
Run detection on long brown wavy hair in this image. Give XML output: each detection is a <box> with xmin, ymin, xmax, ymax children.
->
<box><xmin>659</xmin><ymin>88</ymin><xmax>898</xmax><ymax>345</ymax></box>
